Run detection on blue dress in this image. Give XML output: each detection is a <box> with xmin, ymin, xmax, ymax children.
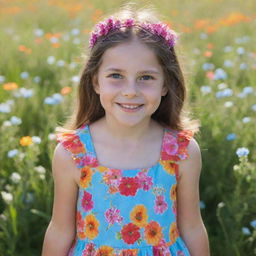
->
<box><xmin>57</xmin><ymin>124</ymin><xmax>194</xmax><ymax>256</ymax></box>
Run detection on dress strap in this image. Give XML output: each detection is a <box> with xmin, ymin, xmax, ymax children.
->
<box><xmin>161</xmin><ymin>128</ymin><xmax>194</xmax><ymax>162</ymax></box>
<box><xmin>56</xmin><ymin>124</ymin><xmax>98</xmax><ymax>169</ymax></box>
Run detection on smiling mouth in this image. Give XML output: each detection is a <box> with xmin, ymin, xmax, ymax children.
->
<box><xmin>116</xmin><ymin>103</ymin><xmax>144</xmax><ymax>110</ymax></box>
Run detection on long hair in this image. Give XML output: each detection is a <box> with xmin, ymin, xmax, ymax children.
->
<box><xmin>60</xmin><ymin>4</ymin><xmax>200</xmax><ymax>133</ymax></box>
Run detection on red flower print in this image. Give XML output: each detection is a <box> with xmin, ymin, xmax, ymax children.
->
<box><xmin>118</xmin><ymin>177</ymin><xmax>140</xmax><ymax>196</ymax></box>
<box><xmin>121</xmin><ymin>223</ymin><xmax>140</xmax><ymax>245</ymax></box>
<box><xmin>57</xmin><ymin>133</ymin><xmax>85</xmax><ymax>155</ymax></box>
<box><xmin>136</xmin><ymin>171</ymin><xmax>153</xmax><ymax>191</ymax></box>
<box><xmin>77</xmin><ymin>211</ymin><xmax>86</xmax><ymax>239</ymax></box>
<box><xmin>81</xmin><ymin>191</ymin><xmax>94</xmax><ymax>212</ymax></box>
<box><xmin>154</xmin><ymin>195</ymin><xmax>168</xmax><ymax>214</ymax></box>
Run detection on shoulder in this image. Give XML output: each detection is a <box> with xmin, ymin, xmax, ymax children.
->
<box><xmin>52</xmin><ymin>143</ymin><xmax>80</xmax><ymax>185</ymax></box>
<box><xmin>177</xmin><ymin>136</ymin><xmax>202</xmax><ymax>179</ymax></box>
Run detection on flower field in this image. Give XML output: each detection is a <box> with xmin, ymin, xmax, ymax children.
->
<box><xmin>0</xmin><ymin>0</ymin><xmax>255</xmax><ymax>255</ymax></box>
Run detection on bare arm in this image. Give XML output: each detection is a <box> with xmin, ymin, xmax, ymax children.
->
<box><xmin>42</xmin><ymin>143</ymin><xmax>79</xmax><ymax>256</ymax></box>
<box><xmin>177</xmin><ymin>138</ymin><xmax>210</xmax><ymax>256</ymax></box>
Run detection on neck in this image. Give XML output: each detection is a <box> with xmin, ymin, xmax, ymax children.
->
<box><xmin>98</xmin><ymin>117</ymin><xmax>156</xmax><ymax>143</ymax></box>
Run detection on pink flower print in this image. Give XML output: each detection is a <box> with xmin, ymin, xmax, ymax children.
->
<box><xmin>153</xmin><ymin>239</ymin><xmax>171</xmax><ymax>256</ymax></box>
<box><xmin>82</xmin><ymin>242</ymin><xmax>96</xmax><ymax>256</ymax></box>
<box><xmin>177</xmin><ymin>251</ymin><xmax>185</xmax><ymax>256</ymax></box>
<box><xmin>136</xmin><ymin>171</ymin><xmax>153</xmax><ymax>191</ymax></box>
<box><xmin>154</xmin><ymin>195</ymin><xmax>168</xmax><ymax>214</ymax></box>
<box><xmin>103</xmin><ymin>169</ymin><xmax>122</xmax><ymax>187</ymax></box>
<box><xmin>80</xmin><ymin>153</ymin><xmax>98</xmax><ymax>167</ymax></box>
<box><xmin>104</xmin><ymin>206</ymin><xmax>123</xmax><ymax>225</ymax></box>
<box><xmin>161</xmin><ymin>133</ymin><xmax>179</xmax><ymax>161</ymax></box>
<box><xmin>81</xmin><ymin>191</ymin><xmax>94</xmax><ymax>212</ymax></box>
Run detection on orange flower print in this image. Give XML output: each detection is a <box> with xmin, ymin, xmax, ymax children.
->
<box><xmin>159</xmin><ymin>160</ymin><xmax>176</xmax><ymax>175</ymax></box>
<box><xmin>77</xmin><ymin>211</ymin><xmax>86</xmax><ymax>239</ymax></box>
<box><xmin>120</xmin><ymin>249</ymin><xmax>139</xmax><ymax>256</ymax></box>
<box><xmin>130</xmin><ymin>205</ymin><xmax>148</xmax><ymax>228</ymax></box>
<box><xmin>95</xmin><ymin>245</ymin><xmax>114</xmax><ymax>256</ymax></box>
<box><xmin>170</xmin><ymin>184</ymin><xmax>177</xmax><ymax>201</ymax></box>
<box><xmin>85</xmin><ymin>214</ymin><xmax>100</xmax><ymax>240</ymax></box>
<box><xmin>169</xmin><ymin>222</ymin><xmax>179</xmax><ymax>245</ymax></box>
<box><xmin>121</xmin><ymin>223</ymin><xmax>141</xmax><ymax>245</ymax></box>
<box><xmin>144</xmin><ymin>221</ymin><xmax>163</xmax><ymax>246</ymax></box>
<box><xmin>80</xmin><ymin>166</ymin><xmax>93</xmax><ymax>188</ymax></box>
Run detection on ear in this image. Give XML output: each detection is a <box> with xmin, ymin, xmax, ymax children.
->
<box><xmin>92</xmin><ymin>75</ymin><xmax>100</xmax><ymax>94</ymax></box>
<box><xmin>161</xmin><ymin>86</ymin><xmax>168</xmax><ymax>97</ymax></box>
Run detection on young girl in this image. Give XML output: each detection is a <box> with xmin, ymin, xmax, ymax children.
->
<box><xmin>42</xmin><ymin>5</ymin><xmax>210</xmax><ymax>256</ymax></box>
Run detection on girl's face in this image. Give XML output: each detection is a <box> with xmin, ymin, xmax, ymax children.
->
<box><xmin>93</xmin><ymin>38</ymin><xmax>168</xmax><ymax>128</ymax></box>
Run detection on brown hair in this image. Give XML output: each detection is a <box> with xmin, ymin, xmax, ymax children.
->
<box><xmin>60</xmin><ymin>4</ymin><xmax>200</xmax><ymax>134</ymax></box>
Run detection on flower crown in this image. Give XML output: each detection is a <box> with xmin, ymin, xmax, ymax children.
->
<box><xmin>89</xmin><ymin>17</ymin><xmax>178</xmax><ymax>49</ymax></box>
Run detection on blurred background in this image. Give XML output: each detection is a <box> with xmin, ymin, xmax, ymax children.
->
<box><xmin>0</xmin><ymin>0</ymin><xmax>255</xmax><ymax>255</ymax></box>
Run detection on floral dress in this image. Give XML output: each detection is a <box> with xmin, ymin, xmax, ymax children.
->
<box><xmin>57</xmin><ymin>124</ymin><xmax>194</xmax><ymax>256</ymax></box>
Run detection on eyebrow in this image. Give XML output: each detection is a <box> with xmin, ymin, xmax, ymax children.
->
<box><xmin>104</xmin><ymin>68</ymin><xmax>160</xmax><ymax>74</ymax></box>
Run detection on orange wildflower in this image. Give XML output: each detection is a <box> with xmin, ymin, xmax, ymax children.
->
<box><xmin>3</xmin><ymin>82</ymin><xmax>18</xmax><ymax>91</ymax></box>
<box><xmin>144</xmin><ymin>221</ymin><xmax>163</xmax><ymax>246</ymax></box>
<box><xmin>130</xmin><ymin>204</ymin><xmax>148</xmax><ymax>228</ymax></box>
<box><xmin>52</xmin><ymin>43</ymin><xmax>60</xmax><ymax>48</ymax></box>
<box><xmin>20</xmin><ymin>136</ymin><xmax>33</xmax><ymax>146</ymax></box>
<box><xmin>61</xmin><ymin>86</ymin><xmax>72</xmax><ymax>95</ymax></box>
<box><xmin>207</xmin><ymin>43</ymin><xmax>214</xmax><ymax>49</ymax></box>
<box><xmin>219</xmin><ymin>12</ymin><xmax>251</xmax><ymax>26</ymax></box>
<box><xmin>85</xmin><ymin>214</ymin><xmax>100</xmax><ymax>240</ymax></box>
<box><xmin>95</xmin><ymin>246</ymin><xmax>114</xmax><ymax>256</ymax></box>
<box><xmin>92</xmin><ymin>9</ymin><xmax>103</xmax><ymax>23</ymax></box>
<box><xmin>204</xmin><ymin>51</ymin><xmax>213</xmax><ymax>57</ymax></box>
<box><xmin>194</xmin><ymin>19</ymin><xmax>210</xmax><ymax>30</ymax></box>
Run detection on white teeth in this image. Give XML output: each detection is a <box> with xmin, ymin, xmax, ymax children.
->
<box><xmin>119</xmin><ymin>104</ymin><xmax>142</xmax><ymax>109</ymax></box>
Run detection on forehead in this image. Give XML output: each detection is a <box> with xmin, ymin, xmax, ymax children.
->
<box><xmin>99</xmin><ymin>39</ymin><xmax>163</xmax><ymax>73</ymax></box>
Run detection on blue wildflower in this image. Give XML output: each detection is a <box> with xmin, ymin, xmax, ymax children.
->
<box><xmin>250</xmin><ymin>220</ymin><xmax>256</xmax><ymax>228</ymax></box>
<box><xmin>0</xmin><ymin>75</ymin><xmax>5</xmax><ymax>83</ymax></box>
<box><xmin>200</xmin><ymin>86</ymin><xmax>212</xmax><ymax>95</ymax></box>
<box><xmin>10</xmin><ymin>116</ymin><xmax>22</xmax><ymax>125</ymax></box>
<box><xmin>242</xmin><ymin>227</ymin><xmax>251</xmax><ymax>235</ymax></box>
<box><xmin>242</xmin><ymin>86</ymin><xmax>254</xmax><ymax>95</ymax></box>
<box><xmin>20</xmin><ymin>71</ymin><xmax>29</xmax><ymax>79</ymax></box>
<box><xmin>226</xmin><ymin>133</ymin><xmax>236</xmax><ymax>141</ymax></box>
<box><xmin>214</xmin><ymin>68</ymin><xmax>227</xmax><ymax>80</ymax></box>
<box><xmin>0</xmin><ymin>103</ymin><xmax>11</xmax><ymax>113</ymax></box>
<box><xmin>251</xmin><ymin>104</ymin><xmax>256</xmax><ymax>111</ymax></box>
<box><xmin>202</xmin><ymin>63</ymin><xmax>215</xmax><ymax>71</ymax></box>
<box><xmin>71</xmin><ymin>28</ymin><xmax>80</xmax><ymax>35</ymax></box>
<box><xmin>7</xmin><ymin>149</ymin><xmax>19</xmax><ymax>158</ymax></box>
<box><xmin>47</xmin><ymin>56</ymin><xmax>55</xmax><ymax>65</ymax></box>
<box><xmin>236</xmin><ymin>147</ymin><xmax>250</xmax><ymax>157</ymax></box>
<box><xmin>223</xmin><ymin>60</ymin><xmax>234</xmax><ymax>68</ymax></box>
<box><xmin>237</xmin><ymin>47</ymin><xmax>245</xmax><ymax>55</ymax></box>
<box><xmin>240</xmin><ymin>63</ymin><xmax>248</xmax><ymax>70</ymax></box>
<box><xmin>216</xmin><ymin>88</ymin><xmax>233</xmax><ymax>98</ymax></box>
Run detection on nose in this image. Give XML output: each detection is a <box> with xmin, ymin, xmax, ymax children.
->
<box><xmin>122</xmin><ymin>80</ymin><xmax>139</xmax><ymax>98</ymax></box>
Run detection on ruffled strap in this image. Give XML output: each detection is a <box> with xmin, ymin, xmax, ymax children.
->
<box><xmin>162</xmin><ymin>129</ymin><xmax>194</xmax><ymax>162</ymax></box>
<box><xmin>56</xmin><ymin>128</ymin><xmax>97</xmax><ymax>169</ymax></box>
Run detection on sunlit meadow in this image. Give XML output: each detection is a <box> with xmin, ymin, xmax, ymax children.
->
<box><xmin>0</xmin><ymin>0</ymin><xmax>255</xmax><ymax>255</ymax></box>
